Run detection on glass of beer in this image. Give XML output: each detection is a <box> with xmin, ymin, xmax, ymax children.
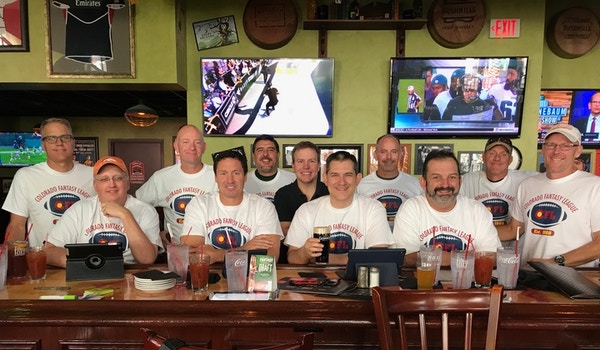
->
<box><xmin>7</xmin><ymin>240</ymin><xmax>28</xmax><ymax>280</ymax></box>
<box><xmin>417</xmin><ymin>245</ymin><xmax>442</xmax><ymax>289</ymax></box>
<box><xmin>313</xmin><ymin>226</ymin><xmax>330</xmax><ymax>264</ymax></box>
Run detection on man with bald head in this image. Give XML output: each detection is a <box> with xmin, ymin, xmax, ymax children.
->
<box><xmin>136</xmin><ymin>124</ymin><xmax>216</xmax><ymax>241</ymax></box>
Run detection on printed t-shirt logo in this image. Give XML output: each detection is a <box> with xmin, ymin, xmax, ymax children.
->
<box><xmin>427</xmin><ymin>234</ymin><xmax>465</xmax><ymax>252</ymax></box>
<box><xmin>210</xmin><ymin>226</ymin><xmax>246</xmax><ymax>249</ymax></box>
<box><xmin>329</xmin><ymin>231</ymin><xmax>354</xmax><ymax>254</ymax></box>
<box><xmin>482</xmin><ymin>198</ymin><xmax>509</xmax><ymax>222</ymax></box>
<box><xmin>91</xmin><ymin>232</ymin><xmax>127</xmax><ymax>250</ymax></box>
<box><xmin>379</xmin><ymin>194</ymin><xmax>403</xmax><ymax>220</ymax></box>
<box><xmin>44</xmin><ymin>193</ymin><xmax>81</xmax><ymax>216</ymax></box>
<box><xmin>170</xmin><ymin>194</ymin><xmax>194</xmax><ymax>216</ymax></box>
<box><xmin>527</xmin><ymin>201</ymin><xmax>567</xmax><ymax>228</ymax></box>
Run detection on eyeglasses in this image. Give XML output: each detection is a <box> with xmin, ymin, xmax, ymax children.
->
<box><xmin>94</xmin><ymin>175</ymin><xmax>127</xmax><ymax>183</ymax></box>
<box><xmin>590</xmin><ymin>101</ymin><xmax>600</xmax><ymax>105</ymax></box>
<box><xmin>42</xmin><ymin>134</ymin><xmax>74</xmax><ymax>143</ymax></box>
<box><xmin>542</xmin><ymin>142</ymin><xmax>578</xmax><ymax>151</ymax></box>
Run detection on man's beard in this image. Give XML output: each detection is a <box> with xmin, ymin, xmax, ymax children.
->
<box><xmin>427</xmin><ymin>186</ymin><xmax>458</xmax><ymax>205</ymax></box>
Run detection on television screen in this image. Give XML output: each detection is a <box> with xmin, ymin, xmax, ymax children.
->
<box><xmin>538</xmin><ymin>89</ymin><xmax>600</xmax><ymax>148</ymax></box>
<box><xmin>201</xmin><ymin>58</ymin><xmax>334</xmax><ymax>137</ymax></box>
<box><xmin>388</xmin><ymin>57</ymin><xmax>528</xmax><ymax>138</ymax></box>
<box><xmin>0</xmin><ymin>132</ymin><xmax>47</xmax><ymax>167</ymax></box>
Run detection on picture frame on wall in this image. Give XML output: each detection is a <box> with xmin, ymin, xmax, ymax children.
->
<box><xmin>367</xmin><ymin>143</ymin><xmax>412</xmax><ymax>175</ymax></box>
<box><xmin>317</xmin><ymin>144</ymin><xmax>362</xmax><ymax>182</ymax></box>
<box><xmin>414</xmin><ymin>144</ymin><xmax>454</xmax><ymax>175</ymax></box>
<box><xmin>282</xmin><ymin>144</ymin><xmax>295</xmax><ymax>168</ymax></box>
<box><xmin>1</xmin><ymin>178</ymin><xmax>12</xmax><ymax>195</ymax></box>
<box><xmin>576</xmin><ymin>152</ymin><xmax>592</xmax><ymax>172</ymax></box>
<box><xmin>193</xmin><ymin>15</ymin><xmax>239</xmax><ymax>51</ymax></box>
<box><xmin>0</xmin><ymin>0</ymin><xmax>29</xmax><ymax>52</ymax></box>
<box><xmin>46</xmin><ymin>0</ymin><xmax>135</xmax><ymax>77</ymax></box>
<box><xmin>73</xmin><ymin>137</ymin><xmax>99</xmax><ymax>167</ymax></box>
<box><xmin>538</xmin><ymin>151</ymin><xmax>545</xmax><ymax>172</ymax></box>
<box><xmin>457</xmin><ymin>151</ymin><xmax>484</xmax><ymax>175</ymax></box>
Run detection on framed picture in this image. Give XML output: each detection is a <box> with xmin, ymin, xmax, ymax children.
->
<box><xmin>46</xmin><ymin>0</ymin><xmax>135</xmax><ymax>77</ymax></box>
<box><xmin>193</xmin><ymin>15</ymin><xmax>239</xmax><ymax>51</ymax></box>
<box><xmin>537</xmin><ymin>151</ymin><xmax>545</xmax><ymax>173</ymax></box>
<box><xmin>0</xmin><ymin>0</ymin><xmax>29</xmax><ymax>52</ymax></box>
<box><xmin>1</xmin><ymin>178</ymin><xmax>12</xmax><ymax>195</ymax></box>
<box><xmin>457</xmin><ymin>151</ymin><xmax>484</xmax><ymax>175</ymax></box>
<box><xmin>367</xmin><ymin>143</ymin><xmax>412</xmax><ymax>175</ymax></box>
<box><xmin>282</xmin><ymin>144</ymin><xmax>295</xmax><ymax>168</ymax></box>
<box><xmin>414</xmin><ymin>144</ymin><xmax>454</xmax><ymax>175</ymax></box>
<box><xmin>317</xmin><ymin>144</ymin><xmax>362</xmax><ymax>181</ymax></box>
<box><xmin>73</xmin><ymin>137</ymin><xmax>99</xmax><ymax>167</ymax></box>
<box><xmin>576</xmin><ymin>152</ymin><xmax>592</xmax><ymax>172</ymax></box>
<box><xmin>596</xmin><ymin>150</ymin><xmax>600</xmax><ymax>176</ymax></box>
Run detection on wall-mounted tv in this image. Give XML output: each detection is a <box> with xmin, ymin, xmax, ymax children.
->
<box><xmin>538</xmin><ymin>89</ymin><xmax>600</xmax><ymax>148</ymax></box>
<box><xmin>202</xmin><ymin>58</ymin><xmax>334</xmax><ymax>137</ymax></box>
<box><xmin>0</xmin><ymin>132</ymin><xmax>47</xmax><ymax>167</ymax></box>
<box><xmin>388</xmin><ymin>57</ymin><xmax>528</xmax><ymax>138</ymax></box>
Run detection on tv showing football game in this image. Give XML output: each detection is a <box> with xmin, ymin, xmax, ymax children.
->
<box><xmin>0</xmin><ymin>132</ymin><xmax>47</xmax><ymax>167</ymax></box>
<box><xmin>538</xmin><ymin>89</ymin><xmax>600</xmax><ymax>148</ymax></box>
<box><xmin>201</xmin><ymin>58</ymin><xmax>334</xmax><ymax>137</ymax></box>
<box><xmin>388</xmin><ymin>57</ymin><xmax>528</xmax><ymax>138</ymax></box>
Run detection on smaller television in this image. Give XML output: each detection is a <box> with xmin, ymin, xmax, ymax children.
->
<box><xmin>201</xmin><ymin>57</ymin><xmax>334</xmax><ymax>137</ymax></box>
<box><xmin>388</xmin><ymin>57</ymin><xmax>528</xmax><ymax>138</ymax></box>
<box><xmin>538</xmin><ymin>89</ymin><xmax>600</xmax><ymax>148</ymax></box>
<box><xmin>0</xmin><ymin>132</ymin><xmax>47</xmax><ymax>167</ymax></box>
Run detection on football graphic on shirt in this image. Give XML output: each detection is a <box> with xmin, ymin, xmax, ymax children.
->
<box><xmin>329</xmin><ymin>232</ymin><xmax>354</xmax><ymax>254</ymax></box>
<box><xmin>90</xmin><ymin>231</ymin><xmax>128</xmax><ymax>250</ymax></box>
<box><xmin>428</xmin><ymin>234</ymin><xmax>464</xmax><ymax>252</ymax></box>
<box><xmin>482</xmin><ymin>198</ymin><xmax>509</xmax><ymax>222</ymax></box>
<box><xmin>379</xmin><ymin>194</ymin><xmax>403</xmax><ymax>218</ymax></box>
<box><xmin>44</xmin><ymin>193</ymin><xmax>80</xmax><ymax>216</ymax></box>
<box><xmin>211</xmin><ymin>226</ymin><xmax>245</xmax><ymax>249</ymax></box>
<box><xmin>527</xmin><ymin>202</ymin><xmax>567</xmax><ymax>228</ymax></box>
<box><xmin>170</xmin><ymin>194</ymin><xmax>194</xmax><ymax>216</ymax></box>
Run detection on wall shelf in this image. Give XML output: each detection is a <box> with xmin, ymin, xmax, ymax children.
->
<box><xmin>303</xmin><ymin>19</ymin><xmax>427</xmax><ymax>57</ymax></box>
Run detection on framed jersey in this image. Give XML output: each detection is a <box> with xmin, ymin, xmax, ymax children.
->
<box><xmin>46</xmin><ymin>0</ymin><xmax>135</xmax><ymax>77</ymax></box>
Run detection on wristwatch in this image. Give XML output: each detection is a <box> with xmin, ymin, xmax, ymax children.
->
<box><xmin>554</xmin><ymin>255</ymin><xmax>565</xmax><ymax>266</ymax></box>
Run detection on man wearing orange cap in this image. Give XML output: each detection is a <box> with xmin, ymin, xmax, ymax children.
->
<box><xmin>44</xmin><ymin>156</ymin><xmax>162</xmax><ymax>267</ymax></box>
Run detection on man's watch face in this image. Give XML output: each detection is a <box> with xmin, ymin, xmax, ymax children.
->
<box><xmin>554</xmin><ymin>255</ymin><xmax>565</xmax><ymax>265</ymax></box>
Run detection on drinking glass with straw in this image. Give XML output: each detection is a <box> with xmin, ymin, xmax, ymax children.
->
<box><xmin>0</xmin><ymin>226</ymin><xmax>12</xmax><ymax>290</ymax></box>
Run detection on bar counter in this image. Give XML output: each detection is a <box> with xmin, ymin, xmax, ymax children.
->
<box><xmin>1</xmin><ymin>265</ymin><xmax>599</xmax><ymax>349</ymax></box>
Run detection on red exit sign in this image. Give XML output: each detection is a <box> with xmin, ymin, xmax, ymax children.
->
<box><xmin>490</xmin><ymin>19</ymin><xmax>521</xmax><ymax>38</ymax></box>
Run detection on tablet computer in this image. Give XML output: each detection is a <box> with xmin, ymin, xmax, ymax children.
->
<box><xmin>65</xmin><ymin>243</ymin><xmax>124</xmax><ymax>281</ymax></box>
<box><xmin>339</xmin><ymin>248</ymin><xmax>406</xmax><ymax>284</ymax></box>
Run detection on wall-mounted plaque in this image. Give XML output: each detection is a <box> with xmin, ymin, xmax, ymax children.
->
<box><xmin>427</xmin><ymin>0</ymin><xmax>486</xmax><ymax>49</ymax></box>
<box><xmin>546</xmin><ymin>7</ymin><xmax>600</xmax><ymax>59</ymax></box>
<box><xmin>243</xmin><ymin>0</ymin><xmax>298</xmax><ymax>50</ymax></box>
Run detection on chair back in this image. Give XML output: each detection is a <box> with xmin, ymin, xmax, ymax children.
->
<box><xmin>371</xmin><ymin>285</ymin><xmax>503</xmax><ymax>350</ymax></box>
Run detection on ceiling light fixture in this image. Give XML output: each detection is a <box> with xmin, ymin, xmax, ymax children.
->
<box><xmin>124</xmin><ymin>101</ymin><xmax>159</xmax><ymax>127</ymax></box>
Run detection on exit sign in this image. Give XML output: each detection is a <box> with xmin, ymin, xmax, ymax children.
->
<box><xmin>490</xmin><ymin>19</ymin><xmax>520</xmax><ymax>38</ymax></box>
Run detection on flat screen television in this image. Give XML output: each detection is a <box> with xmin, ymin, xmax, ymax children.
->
<box><xmin>538</xmin><ymin>89</ymin><xmax>600</xmax><ymax>148</ymax></box>
<box><xmin>388</xmin><ymin>57</ymin><xmax>528</xmax><ymax>138</ymax></box>
<box><xmin>0</xmin><ymin>132</ymin><xmax>47</xmax><ymax>167</ymax></box>
<box><xmin>201</xmin><ymin>58</ymin><xmax>334</xmax><ymax>137</ymax></box>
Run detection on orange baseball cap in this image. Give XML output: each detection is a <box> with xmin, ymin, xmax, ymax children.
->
<box><xmin>93</xmin><ymin>156</ymin><xmax>128</xmax><ymax>175</ymax></box>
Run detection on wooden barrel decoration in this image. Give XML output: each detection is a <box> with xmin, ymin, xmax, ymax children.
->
<box><xmin>546</xmin><ymin>7</ymin><xmax>600</xmax><ymax>59</ymax></box>
<box><xmin>427</xmin><ymin>0</ymin><xmax>486</xmax><ymax>49</ymax></box>
<box><xmin>243</xmin><ymin>0</ymin><xmax>298</xmax><ymax>50</ymax></box>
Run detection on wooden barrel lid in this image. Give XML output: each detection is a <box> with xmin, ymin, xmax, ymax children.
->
<box><xmin>546</xmin><ymin>7</ymin><xmax>600</xmax><ymax>59</ymax></box>
<box><xmin>243</xmin><ymin>0</ymin><xmax>298</xmax><ymax>50</ymax></box>
<box><xmin>427</xmin><ymin>0</ymin><xmax>486</xmax><ymax>49</ymax></box>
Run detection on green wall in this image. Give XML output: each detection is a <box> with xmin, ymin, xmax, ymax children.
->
<box><xmin>3</xmin><ymin>0</ymin><xmax>600</xmax><ymax>177</ymax></box>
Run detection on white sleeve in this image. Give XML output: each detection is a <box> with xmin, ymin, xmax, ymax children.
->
<box><xmin>365</xmin><ymin>201</ymin><xmax>394</xmax><ymax>248</ymax></box>
<box><xmin>179</xmin><ymin>196</ymin><xmax>208</xmax><ymax>241</ymax></box>
<box><xmin>392</xmin><ymin>200</ymin><xmax>423</xmax><ymax>254</ymax></box>
<box><xmin>284</xmin><ymin>204</ymin><xmax>312</xmax><ymax>248</ymax></box>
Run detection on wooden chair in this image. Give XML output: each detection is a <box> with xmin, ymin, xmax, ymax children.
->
<box><xmin>142</xmin><ymin>328</ymin><xmax>314</xmax><ymax>350</ymax></box>
<box><xmin>371</xmin><ymin>285</ymin><xmax>503</xmax><ymax>350</ymax></box>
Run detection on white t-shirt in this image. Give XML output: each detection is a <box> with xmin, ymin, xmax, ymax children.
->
<box><xmin>180</xmin><ymin>192</ymin><xmax>283</xmax><ymax>249</ymax></box>
<box><xmin>285</xmin><ymin>195</ymin><xmax>394</xmax><ymax>253</ymax></box>
<box><xmin>512</xmin><ymin>171</ymin><xmax>600</xmax><ymax>268</ymax></box>
<box><xmin>2</xmin><ymin>162</ymin><xmax>95</xmax><ymax>247</ymax></box>
<box><xmin>460</xmin><ymin>170</ymin><xmax>538</xmax><ymax>226</ymax></box>
<box><xmin>47</xmin><ymin>195</ymin><xmax>162</xmax><ymax>264</ymax></box>
<box><xmin>393</xmin><ymin>195</ymin><xmax>501</xmax><ymax>254</ymax></box>
<box><xmin>357</xmin><ymin>172</ymin><xmax>423</xmax><ymax>229</ymax></box>
<box><xmin>135</xmin><ymin>164</ymin><xmax>216</xmax><ymax>237</ymax></box>
<box><xmin>244</xmin><ymin>169</ymin><xmax>296</xmax><ymax>202</ymax></box>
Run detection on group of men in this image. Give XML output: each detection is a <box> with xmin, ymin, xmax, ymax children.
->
<box><xmin>3</xmin><ymin>117</ymin><xmax>600</xmax><ymax>274</ymax></box>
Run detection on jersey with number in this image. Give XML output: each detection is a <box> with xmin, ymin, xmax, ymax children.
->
<box><xmin>244</xmin><ymin>169</ymin><xmax>296</xmax><ymax>202</ymax></box>
<box><xmin>2</xmin><ymin>162</ymin><xmax>95</xmax><ymax>247</ymax></box>
<box><xmin>180</xmin><ymin>192</ymin><xmax>283</xmax><ymax>249</ymax></box>
<box><xmin>285</xmin><ymin>195</ymin><xmax>394</xmax><ymax>253</ymax></box>
<box><xmin>393</xmin><ymin>195</ymin><xmax>501</xmax><ymax>254</ymax></box>
<box><xmin>487</xmin><ymin>83</ymin><xmax>518</xmax><ymax>120</ymax></box>
<box><xmin>460</xmin><ymin>170</ymin><xmax>538</xmax><ymax>226</ymax></box>
<box><xmin>357</xmin><ymin>172</ymin><xmax>423</xmax><ymax>230</ymax></box>
<box><xmin>512</xmin><ymin>171</ymin><xmax>600</xmax><ymax>268</ymax></box>
<box><xmin>135</xmin><ymin>164</ymin><xmax>216</xmax><ymax>237</ymax></box>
